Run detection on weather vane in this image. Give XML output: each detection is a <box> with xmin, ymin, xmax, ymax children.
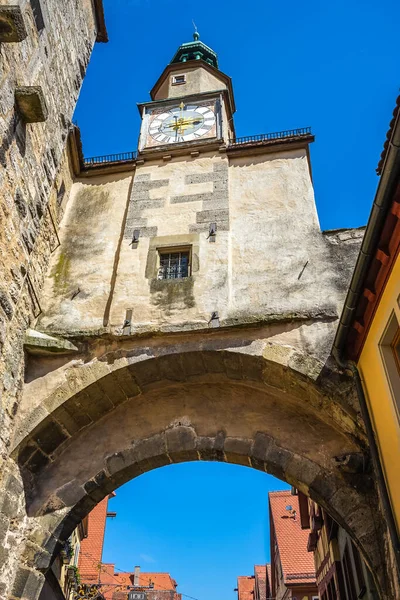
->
<box><xmin>192</xmin><ymin>20</ymin><xmax>199</xmax><ymax>40</ymax></box>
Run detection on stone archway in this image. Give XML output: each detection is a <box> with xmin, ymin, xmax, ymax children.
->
<box><xmin>8</xmin><ymin>339</ymin><xmax>394</xmax><ymax>599</ymax></box>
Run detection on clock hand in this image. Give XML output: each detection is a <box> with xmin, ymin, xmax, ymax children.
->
<box><xmin>163</xmin><ymin>118</ymin><xmax>202</xmax><ymax>130</ymax></box>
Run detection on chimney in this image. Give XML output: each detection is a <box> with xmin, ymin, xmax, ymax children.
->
<box><xmin>134</xmin><ymin>566</ymin><xmax>140</xmax><ymax>587</ymax></box>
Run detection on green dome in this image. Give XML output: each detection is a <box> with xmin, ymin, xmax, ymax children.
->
<box><xmin>170</xmin><ymin>32</ymin><xmax>218</xmax><ymax>69</ymax></box>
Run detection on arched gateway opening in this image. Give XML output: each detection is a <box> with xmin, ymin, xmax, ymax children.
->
<box><xmin>10</xmin><ymin>344</ymin><xmax>392</xmax><ymax>599</ymax></box>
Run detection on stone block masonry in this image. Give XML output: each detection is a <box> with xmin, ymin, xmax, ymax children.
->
<box><xmin>176</xmin><ymin>162</ymin><xmax>229</xmax><ymax>232</ymax></box>
<box><xmin>124</xmin><ymin>161</ymin><xmax>229</xmax><ymax>242</ymax></box>
<box><xmin>124</xmin><ymin>174</ymin><xmax>169</xmax><ymax>239</ymax></box>
<box><xmin>0</xmin><ymin>0</ymin><xmax>106</xmax><ymax>597</ymax></box>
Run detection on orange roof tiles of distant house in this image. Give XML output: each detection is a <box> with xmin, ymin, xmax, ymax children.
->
<box><xmin>112</xmin><ymin>571</ymin><xmax>178</xmax><ymax>590</ymax></box>
<box><xmin>269</xmin><ymin>491</ymin><xmax>316</xmax><ymax>586</ymax></box>
<box><xmin>237</xmin><ymin>575</ymin><xmax>255</xmax><ymax>600</ymax></box>
<box><xmin>254</xmin><ymin>565</ymin><xmax>267</xmax><ymax>600</ymax></box>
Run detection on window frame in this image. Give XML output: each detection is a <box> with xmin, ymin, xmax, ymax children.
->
<box><xmin>391</xmin><ymin>326</ymin><xmax>400</xmax><ymax>376</ymax></box>
<box><xmin>172</xmin><ymin>74</ymin><xmax>186</xmax><ymax>86</ymax></box>
<box><xmin>379</xmin><ymin>310</ymin><xmax>400</xmax><ymax>423</ymax></box>
<box><xmin>157</xmin><ymin>245</ymin><xmax>192</xmax><ymax>280</ymax></box>
<box><xmin>342</xmin><ymin>542</ymin><xmax>357</xmax><ymax>600</ymax></box>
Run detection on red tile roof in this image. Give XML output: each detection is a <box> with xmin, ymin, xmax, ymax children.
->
<box><xmin>99</xmin><ymin>568</ymin><xmax>181</xmax><ymax>600</ymax></box>
<box><xmin>377</xmin><ymin>95</ymin><xmax>400</xmax><ymax>175</ymax></box>
<box><xmin>269</xmin><ymin>491</ymin><xmax>316</xmax><ymax>586</ymax></box>
<box><xmin>254</xmin><ymin>565</ymin><xmax>267</xmax><ymax>600</ymax></box>
<box><xmin>237</xmin><ymin>576</ymin><xmax>255</xmax><ymax>600</ymax></box>
<box><xmin>112</xmin><ymin>572</ymin><xmax>177</xmax><ymax>590</ymax></box>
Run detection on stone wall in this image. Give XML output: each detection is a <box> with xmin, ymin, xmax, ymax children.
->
<box><xmin>0</xmin><ymin>1</ymin><xmax>104</xmax><ymax>596</ymax></box>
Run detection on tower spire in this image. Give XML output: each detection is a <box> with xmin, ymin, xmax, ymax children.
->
<box><xmin>192</xmin><ymin>20</ymin><xmax>200</xmax><ymax>41</ymax></box>
<box><xmin>170</xmin><ymin>30</ymin><xmax>218</xmax><ymax>69</ymax></box>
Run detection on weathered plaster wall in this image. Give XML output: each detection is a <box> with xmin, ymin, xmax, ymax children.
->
<box><xmin>0</xmin><ymin>1</ymin><xmax>102</xmax><ymax>597</ymax></box>
<box><xmin>37</xmin><ymin>148</ymin><xmax>363</xmax><ymax>365</ymax></box>
<box><xmin>154</xmin><ymin>65</ymin><xmax>227</xmax><ymax>101</ymax></box>
<box><xmin>38</xmin><ymin>174</ymin><xmax>133</xmax><ymax>333</ymax></box>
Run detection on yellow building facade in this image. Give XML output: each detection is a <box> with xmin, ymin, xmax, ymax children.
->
<box><xmin>358</xmin><ymin>257</ymin><xmax>400</xmax><ymax>533</ymax></box>
<box><xmin>334</xmin><ymin>94</ymin><xmax>400</xmax><ymax>571</ymax></box>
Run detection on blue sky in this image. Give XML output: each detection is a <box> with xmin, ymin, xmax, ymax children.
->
<box><xmin>74</xmin><ymin>1</ymin><xmax>399</xmax><ymax>598</ymax></box>
<box><xmin>102</xmin><ymin>463</ymin><xmax>289</xmax><ymax>600</ymax></box>
<box><xmin>73</xmin><ymin>0</ymin><xmax>399</xmax><ymax>230</ymax></box>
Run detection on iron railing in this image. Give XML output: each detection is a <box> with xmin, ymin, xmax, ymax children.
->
<box><xmin>229</xmin><ymin>127</ymin><xmax>312</xmax><ymax>146</ymax></box>
<box><xmin>83</xmin><ymin>151</ymin><xmax>137</xmax><ymax>167</ymax></box>
<box><xmin>82</xmin><ymin>128</ymin><xmax>312</xmax><ymax>166</ymax></box>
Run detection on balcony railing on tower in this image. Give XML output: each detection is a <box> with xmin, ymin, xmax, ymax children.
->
<box><xmin>82</xmin><ymin>128</ymin><xmax>312</xmax><ymax>167</ymax></box>
<box><xmin>83</xmin><ymin>151</ymin><xmax>137</xmax><ymax>168</ymax></box>
<box><xmin>228</xmin><ymin>127</ymin><xmax>312</xmax><ymax>146</ymax></box>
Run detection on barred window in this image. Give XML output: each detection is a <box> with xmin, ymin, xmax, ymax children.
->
<box><xmin>158</xmin><ymin>249</ymin><xmax>190</xmax><ymax>280</ymax></box>
<box><xmin>30</xmin><ymin>0</ymin><xmax>45</xmax><ymax>31</ymax></box>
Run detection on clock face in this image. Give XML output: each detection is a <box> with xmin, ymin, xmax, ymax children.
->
<box><xmin>148</xmin><ymin>103</ymin><xmax>216</xmax><ymax>145</ymax></box>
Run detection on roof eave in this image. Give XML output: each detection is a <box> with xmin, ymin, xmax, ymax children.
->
<box><xmin>333</xmin><ymin>101</ymin><xmax>400</xmax><ymax>361</ymax></box>
<box><xmin>93</xmin><ymin>0</ymin><xmax>108</xmax><ymax>43</ymax></box>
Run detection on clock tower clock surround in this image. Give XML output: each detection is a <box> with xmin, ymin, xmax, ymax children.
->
<box><xmin>138</xmin><ymin>32</ymin><xmax>235</xmax><ymax>154</ymax></box>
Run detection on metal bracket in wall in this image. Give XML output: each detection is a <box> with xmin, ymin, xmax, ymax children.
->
<box><xmin>209</xmin><ymin>311</ymin><xmax>220</xmax><ymax>328</ymax></box>
<box><xmin>129</xmin><ymin>229</ymin><xmax>140</xmax><ymax>248</ymax></box>
<box><xmin>208</xmin><ymin>222</ymin><xmax>217</xmax><ymax>242</ymax></box>
<box><xmin>123</xmin><ymin>309</ymin><xmax>133</xmax><ymax>335</ymax></box>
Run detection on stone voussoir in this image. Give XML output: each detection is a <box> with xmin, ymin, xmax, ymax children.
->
<box><xmin>223</xmin><ymin>436</ymin><xmax>253</xmax><ymax>465</ymax></box>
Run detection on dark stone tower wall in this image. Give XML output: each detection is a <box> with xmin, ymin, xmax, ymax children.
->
<box><xmin>0</xmin><ymin>1</ymin><xmax>106</xmax><ymax>596</ymax></box>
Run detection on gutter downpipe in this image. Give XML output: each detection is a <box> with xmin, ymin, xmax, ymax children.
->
<box><xmin>332</xmin><ymin>104</ymin><xmax>400</xmax><ymax>581</ymax></box>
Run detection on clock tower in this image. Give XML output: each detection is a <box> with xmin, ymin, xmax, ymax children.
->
<box><xmin>138</xmin><ymin>31</ymin><xmax>235</xmax><ymax>153</ymax></box>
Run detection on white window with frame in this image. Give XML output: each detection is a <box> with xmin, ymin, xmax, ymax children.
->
<box><xmin>172</xmin><ymin>74</ymin><xmax>186</xmax><ymax>85</ymax></box>
<box><xmin>157</xmin><ymin>247</ymin><xmax>191</xmax><ymax>280</ymax></box>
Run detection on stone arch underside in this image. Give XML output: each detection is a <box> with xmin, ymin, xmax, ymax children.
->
<box><xmin>10</xmin><ymin>348</ymin><xmax>392</xmax><ymax>598</ymax></box>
